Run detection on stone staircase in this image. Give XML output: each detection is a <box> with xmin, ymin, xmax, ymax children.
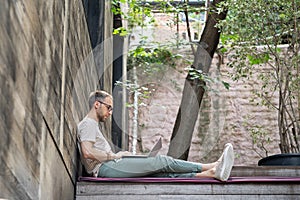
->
<box><xmin>76</xmin><ymin>166</ymin><xmax>300</xmax><ymax>200</ymax></box>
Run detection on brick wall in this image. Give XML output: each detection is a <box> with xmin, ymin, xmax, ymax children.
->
<box><xmin>128</xmin><ymin>12</ymin><xmax>284</xmax><ymax>166</ymax></box>
<box><xmin>129</xmin><ymin>47</ymin><xmax>281</xmax><ymax>166</ymax></box>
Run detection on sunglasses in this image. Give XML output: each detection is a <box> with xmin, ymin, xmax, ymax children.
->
<box><xmin>97</xmin><ymin>100</ymin><xmax>113</xmax><ymax>111</ymax></box>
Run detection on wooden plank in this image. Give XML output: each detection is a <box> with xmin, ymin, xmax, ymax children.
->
<box><xmin>231</xmin><ymin>166</ymin><xmax>300</xmax><ymax>177</ymax></box>
<box><xmin>76</xmin><ymin>182</ymin><xmax>300</xmax><ymax>196</ymax></box>
<box><xmin>76</xmin><ymin>166</ymin><xmax>300</xmax><ymax>199</ymax></box>
<box><xmin>76</xmin><ymin>194</ymin><xmax>300</xmax><ymax>200</ymax></box>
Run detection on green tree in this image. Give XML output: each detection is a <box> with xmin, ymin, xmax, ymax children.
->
<box><xmin>167</xmin><ymin>0</ymin><xmax>227</xmax><ymax>160</ymax></box>
<box><xmin>219</xmin><ymin>0</ymin><xmax>300</xmax><ymax>153</ymax></box>
<box><xmin>113</xmin><ymin>0</ymin><xmax>228</xmax><ymax>159</ymax></box>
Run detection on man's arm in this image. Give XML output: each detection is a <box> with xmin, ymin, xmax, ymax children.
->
<box><xmin>80</xmin><ymin>141</ymin><xmax>131</xmax><ymax>162</ymax></box>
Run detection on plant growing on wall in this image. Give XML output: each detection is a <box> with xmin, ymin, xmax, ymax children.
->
<box><xmin>218</xmin><ymin>0</ymin><xmax>300</xmax><ymax>153</ymax></box>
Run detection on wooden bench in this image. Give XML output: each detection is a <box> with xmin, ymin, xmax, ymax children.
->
<box><xmin>76</xmin><ymin>166</ymin><xmax>300</xmax><ymax>199</ymax></box>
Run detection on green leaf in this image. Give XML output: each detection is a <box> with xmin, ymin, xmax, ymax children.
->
<box><xmin>222</xmin><ymin>81</ymin><xmax>230</xmax><ymax>90</ymax></box>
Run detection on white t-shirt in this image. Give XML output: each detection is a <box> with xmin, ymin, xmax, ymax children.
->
<box><xmin>77</xmin><ymin>117</ymin><xmax>112</xmax><ymax>176</ymax></box>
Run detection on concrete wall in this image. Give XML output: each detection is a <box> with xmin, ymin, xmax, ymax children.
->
<box><xmin>0</xmin><ymin>0</ymin><xmax>113</xmax><ymax>199</ymax></box>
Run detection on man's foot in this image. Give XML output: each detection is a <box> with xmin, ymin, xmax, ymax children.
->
<box><xmin>214</xmin><ymin>143</ymin><xmax>234</xmax><ymax>181</ymax></box>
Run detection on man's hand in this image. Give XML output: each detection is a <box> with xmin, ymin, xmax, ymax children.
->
<box><xmin>116</xmin><ymin>151</ymin><xmax>132</xmax><ymax>158</ymax></box>
<box><xmin>81</xmin><ymin>141</ymin><xmax>133</xmax><ymax>161</ymax></box>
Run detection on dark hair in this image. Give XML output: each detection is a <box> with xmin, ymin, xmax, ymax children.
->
<box><xmin>88</xmin><ymin>90</ymin><xmax>112</xmax><ymax>109</ymax></box>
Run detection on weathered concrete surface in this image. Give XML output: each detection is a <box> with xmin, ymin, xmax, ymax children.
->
<box><xmin>0</xmin><ymin>0</ymin><xmax>113</xmax><ymax>199</ymax></box>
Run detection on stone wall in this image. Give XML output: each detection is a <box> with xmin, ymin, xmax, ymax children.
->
<box><xmin>0</xmin><ymin>0</ymin><xmax>113</xmax><ymax>199</ymax></box>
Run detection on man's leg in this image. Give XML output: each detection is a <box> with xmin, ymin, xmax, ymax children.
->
<box><xmin>98</xmin><ymin>143</ymin><xmax>234</xmax><ymax>180</ymax></box>
<box><xmin>98</xmin><ymin>155</ymin><xmax>202</xmax><ymax>178</ymax></box>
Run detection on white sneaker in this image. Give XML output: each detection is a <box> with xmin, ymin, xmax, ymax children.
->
<box><xmin>215</xmin><ymin>143</ymin><xmax>234</xmax><ymax>181</ymax></box>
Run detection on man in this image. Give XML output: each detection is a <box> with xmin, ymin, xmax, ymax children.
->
<box><xmin>77</xmin><ymin>90</ymin><xmax>234</xmax><ymax>181</ymax></box>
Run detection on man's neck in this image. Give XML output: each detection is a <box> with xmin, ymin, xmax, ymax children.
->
<box><xmin>86</xmin><ymin>111</ymin><xmax>99</xmax><ymax>122</ymax></box>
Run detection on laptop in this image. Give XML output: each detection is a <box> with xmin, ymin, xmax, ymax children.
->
<box><xmin>122</xmin><ymin>137</ymin><xmax>162</xmax><ymax>158</ymax></box>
